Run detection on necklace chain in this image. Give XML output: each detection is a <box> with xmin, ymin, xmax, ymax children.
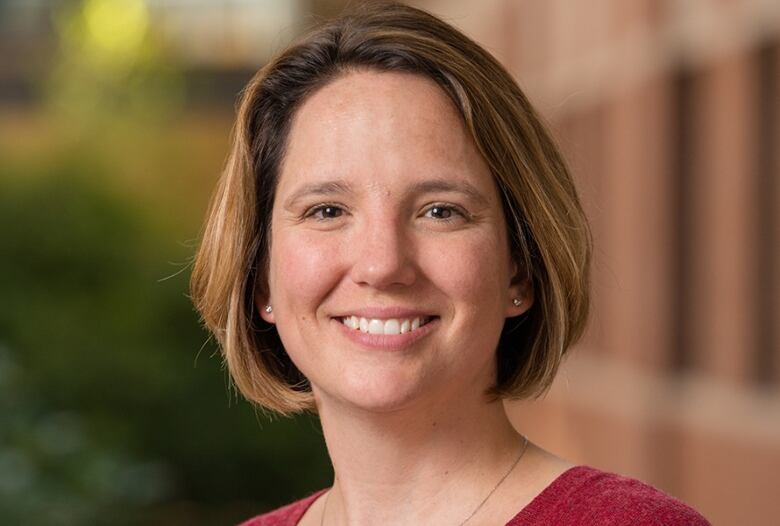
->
<box><xmin>455</xmin><ymin>435</ymin><xmax>529</xmax><ymax>526</ymax></box>
<box><xmin>320</xmin><ymin>435</ymin><xmax>529</xmax><ymax>526</ymax></box>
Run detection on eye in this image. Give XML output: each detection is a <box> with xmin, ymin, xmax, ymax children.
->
<box><xmin>423</xmin><ymin>203</ymin><xmax>466</xmax><ymax>222</ymax></box>
<box><xmin>305</xmin><ymin>204</ymin><xmax>345</xmax><ymax>221</ymax></box>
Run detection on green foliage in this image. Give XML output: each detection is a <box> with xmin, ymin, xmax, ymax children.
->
<box><xmin>1</xmin><ymin>1</ymin><xmax>332</xmax><ymax>522</ymax></box>
<box><xmin>0</xmin><ymin>155</ymin><xmax>331</xmax><ymax>525</ymax></box>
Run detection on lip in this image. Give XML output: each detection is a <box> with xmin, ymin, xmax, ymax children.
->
<box><xmin>332</xmin><ymin>316</ymin><xmax>439</xmax><ymax>351</ymax></box>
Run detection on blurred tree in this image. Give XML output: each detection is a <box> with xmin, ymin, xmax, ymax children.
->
<box><xmin>0</xmin><ymin>341</ymin><xmax>173</xmax><ymax>525</ymax></box>
<box><xmin>0</xmin><ymin>0</ymin><xmax>333</xmax><ymax>524</ymax></box>
<box><xmin>0</xmin><ymin>155</ymin><xmax>332</xmax><ymax>525</ymax></box>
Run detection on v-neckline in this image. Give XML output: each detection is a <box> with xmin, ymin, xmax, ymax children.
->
<box><xmin>291</xmin><ymin>466</ymin><xmax>585</xmax><ymax>525</ymax></box>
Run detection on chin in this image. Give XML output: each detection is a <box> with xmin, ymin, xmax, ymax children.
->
<box><xmin>319</xmin><ymin>369</ymin><xmax>432</xmax><ymax>415</ymax></box>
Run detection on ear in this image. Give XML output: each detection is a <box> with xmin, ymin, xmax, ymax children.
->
<box><xmin>255</xmin><ymin>291</ymin><xmax>275</xmax><ymax>324</ymax></box>
<box><xmin>506</xmin><ymin>260</ymin><xmax>533</xmax><ymax>318</ymax></box>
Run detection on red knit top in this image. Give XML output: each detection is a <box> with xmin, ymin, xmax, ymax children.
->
<box><xmin>239</xmin><ymin>466</ymin><xmax>711</xmax><ymax>525</ymax></box>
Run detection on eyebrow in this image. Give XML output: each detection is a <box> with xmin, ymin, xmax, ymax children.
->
<box><xmin>283</xmin><ymin>180</ymin><xmax>354</xmax><ymax>209</ymax></box>
<box><xmin>282</xmin><ymin>177</ymin><xmax>490</xmax><ymax>209</ymax></box>
<box><xmin>409</xmin><ymin>179</ymin><xmax>489</xmax><ymax>207</ymax></box>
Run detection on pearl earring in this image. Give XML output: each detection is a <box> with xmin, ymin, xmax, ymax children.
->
<box><xmin>512</xmin><ymin>298</ymin><xmax>523</xmax><ymax>307</ymax></box>
<box><xmin>264</xmin><ymin>305</ymin><xmax>273</xmax><ymax>313</ymax></box>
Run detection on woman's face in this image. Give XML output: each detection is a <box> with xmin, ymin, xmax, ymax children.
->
<box><xmin>260</xmin><ymin>71</ymin><xmax>531</xmax><ymax>413</ymax></box>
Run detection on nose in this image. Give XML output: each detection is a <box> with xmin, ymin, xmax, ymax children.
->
<box><xmin>349</xmin><ymin>214</ymin><xmax>417</xmax><ymax>290</ymax></box>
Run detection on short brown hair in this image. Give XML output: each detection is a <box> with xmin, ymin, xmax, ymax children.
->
<box><xmin>190</xmin><ymin>1</ymin><xmax>591</xmax><ymax>414</ymax></box>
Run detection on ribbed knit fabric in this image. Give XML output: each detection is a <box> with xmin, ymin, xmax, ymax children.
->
<box><xmin>239</xmin><ymin>466</ymin><xmax>711</xmax><ymax>525</ymax></box>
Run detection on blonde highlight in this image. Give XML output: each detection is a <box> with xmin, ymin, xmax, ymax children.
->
<box><xmin>191</xmin><ymin>1</ymin><xmax>591</xmax><ymax>414</ymax></box>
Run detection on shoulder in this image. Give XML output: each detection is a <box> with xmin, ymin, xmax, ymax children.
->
<box><xmin>512</xmin><ymin>466</ymin><xmax>711</xmax><ymax>526</ymax></box>
<box><xmin>238</xmin><ymin>490</ymin><xmax>326</xmax><ymax>526</ymax></box>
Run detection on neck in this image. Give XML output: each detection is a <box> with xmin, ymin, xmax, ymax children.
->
<box><xmin>316</xmin><ymin>390</ymin><xmax>523</xmax><ymax>526</ymax></box>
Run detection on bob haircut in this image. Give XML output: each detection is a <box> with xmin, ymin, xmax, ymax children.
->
<box><xmin>191</xmin><ymin>1</ymin><xmax>591</xmax><ymax>415</ymax></box>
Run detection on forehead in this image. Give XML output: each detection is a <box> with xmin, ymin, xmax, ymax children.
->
<box><xmin>278</xmin><ymin>70</ymin><xmax>494</xmax><ymax>198</ymax></box>
<box><xmin>292</xmin><ymin>70</ymin><xmax>461</xmax><ymax>142</ymax></box>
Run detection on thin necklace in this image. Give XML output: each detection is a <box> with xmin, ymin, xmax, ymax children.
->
<box><xmin>320</xmin><ymin>435</ymin><xmax>529</xmax><ymax>526</ymax></box>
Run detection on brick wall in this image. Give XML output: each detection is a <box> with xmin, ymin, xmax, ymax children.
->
<box><xmin>410</xmin><ymin>1</ymin><xmax>780</xmax><ymax>524</ymax></box>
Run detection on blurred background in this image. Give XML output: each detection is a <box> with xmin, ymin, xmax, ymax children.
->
<box><xmin>0</xmin><ymin>0</ymin><xmax>777</xmax><ymax>524</ymax></box>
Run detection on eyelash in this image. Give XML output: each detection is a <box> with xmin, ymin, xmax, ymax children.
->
<box><xmin>303</xmin><ymin>203</ymin><xmax>467</xmax><ymax>222</ymax></box>
<box><xmin>423</xmin><ymin>203</ymin><xmax>467</xmax><ymax>222</ymax></box>
<box><xmin>304</xmin><ymin>203</ymin><xmax>346</xmax><ymax>221</ymax></box>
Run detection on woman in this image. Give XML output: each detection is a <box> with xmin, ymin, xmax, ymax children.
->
<box><xmin>191</xmin><ymin>2</ymin><xmax>710</xmax><ymax>525</ymax></box>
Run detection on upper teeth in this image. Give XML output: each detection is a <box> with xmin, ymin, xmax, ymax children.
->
<box><xmin>341</xmin><ymin>316</ymin><xmax>430</xmax><ymax>335</ymax></box>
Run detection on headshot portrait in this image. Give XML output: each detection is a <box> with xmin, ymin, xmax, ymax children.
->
<box><xmin>3</xmin><ymin>0</ymin><xmax>778</xmax><ymax>524</ymax></box>
<box><xmin>190</xmin><ymin>2</ymin><xmax>715</xmax><ymax>525</ymax></box>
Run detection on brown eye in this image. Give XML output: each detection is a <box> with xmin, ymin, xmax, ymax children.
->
<box><xmin>308</xmin><ymin>204</ymin><xmax>344</xmax><ymax>221</ymax></box>
<box><xmin>424</xmin><ymin>204</ymin><xmax>465</xmax><ymax>221</ymax></box>
<box><xmin>320</xmin><ymin>206</ymin><xmax>342</xmax><ymax>218</ymax></box>
<box><xmin>429</xmin><ymin>206</ymin><xmax>452</xmax><ymax>219</ymax></box>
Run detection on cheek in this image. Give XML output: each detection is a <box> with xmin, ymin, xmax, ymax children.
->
<box><xmin>269</xmin><ymin>230</ymin><xmax>344</xmax><ymax>313</ymax></box>
<box><xmin>420</xmin><ymin>231</ymin><xmax>510</xmax><ymax>308</ymax></box>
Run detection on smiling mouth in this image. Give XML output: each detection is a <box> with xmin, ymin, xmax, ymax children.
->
<box><xmin>339</xmin><ymin>316</ymin><xmax>435</xmax><ymax>335</ymax></box>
